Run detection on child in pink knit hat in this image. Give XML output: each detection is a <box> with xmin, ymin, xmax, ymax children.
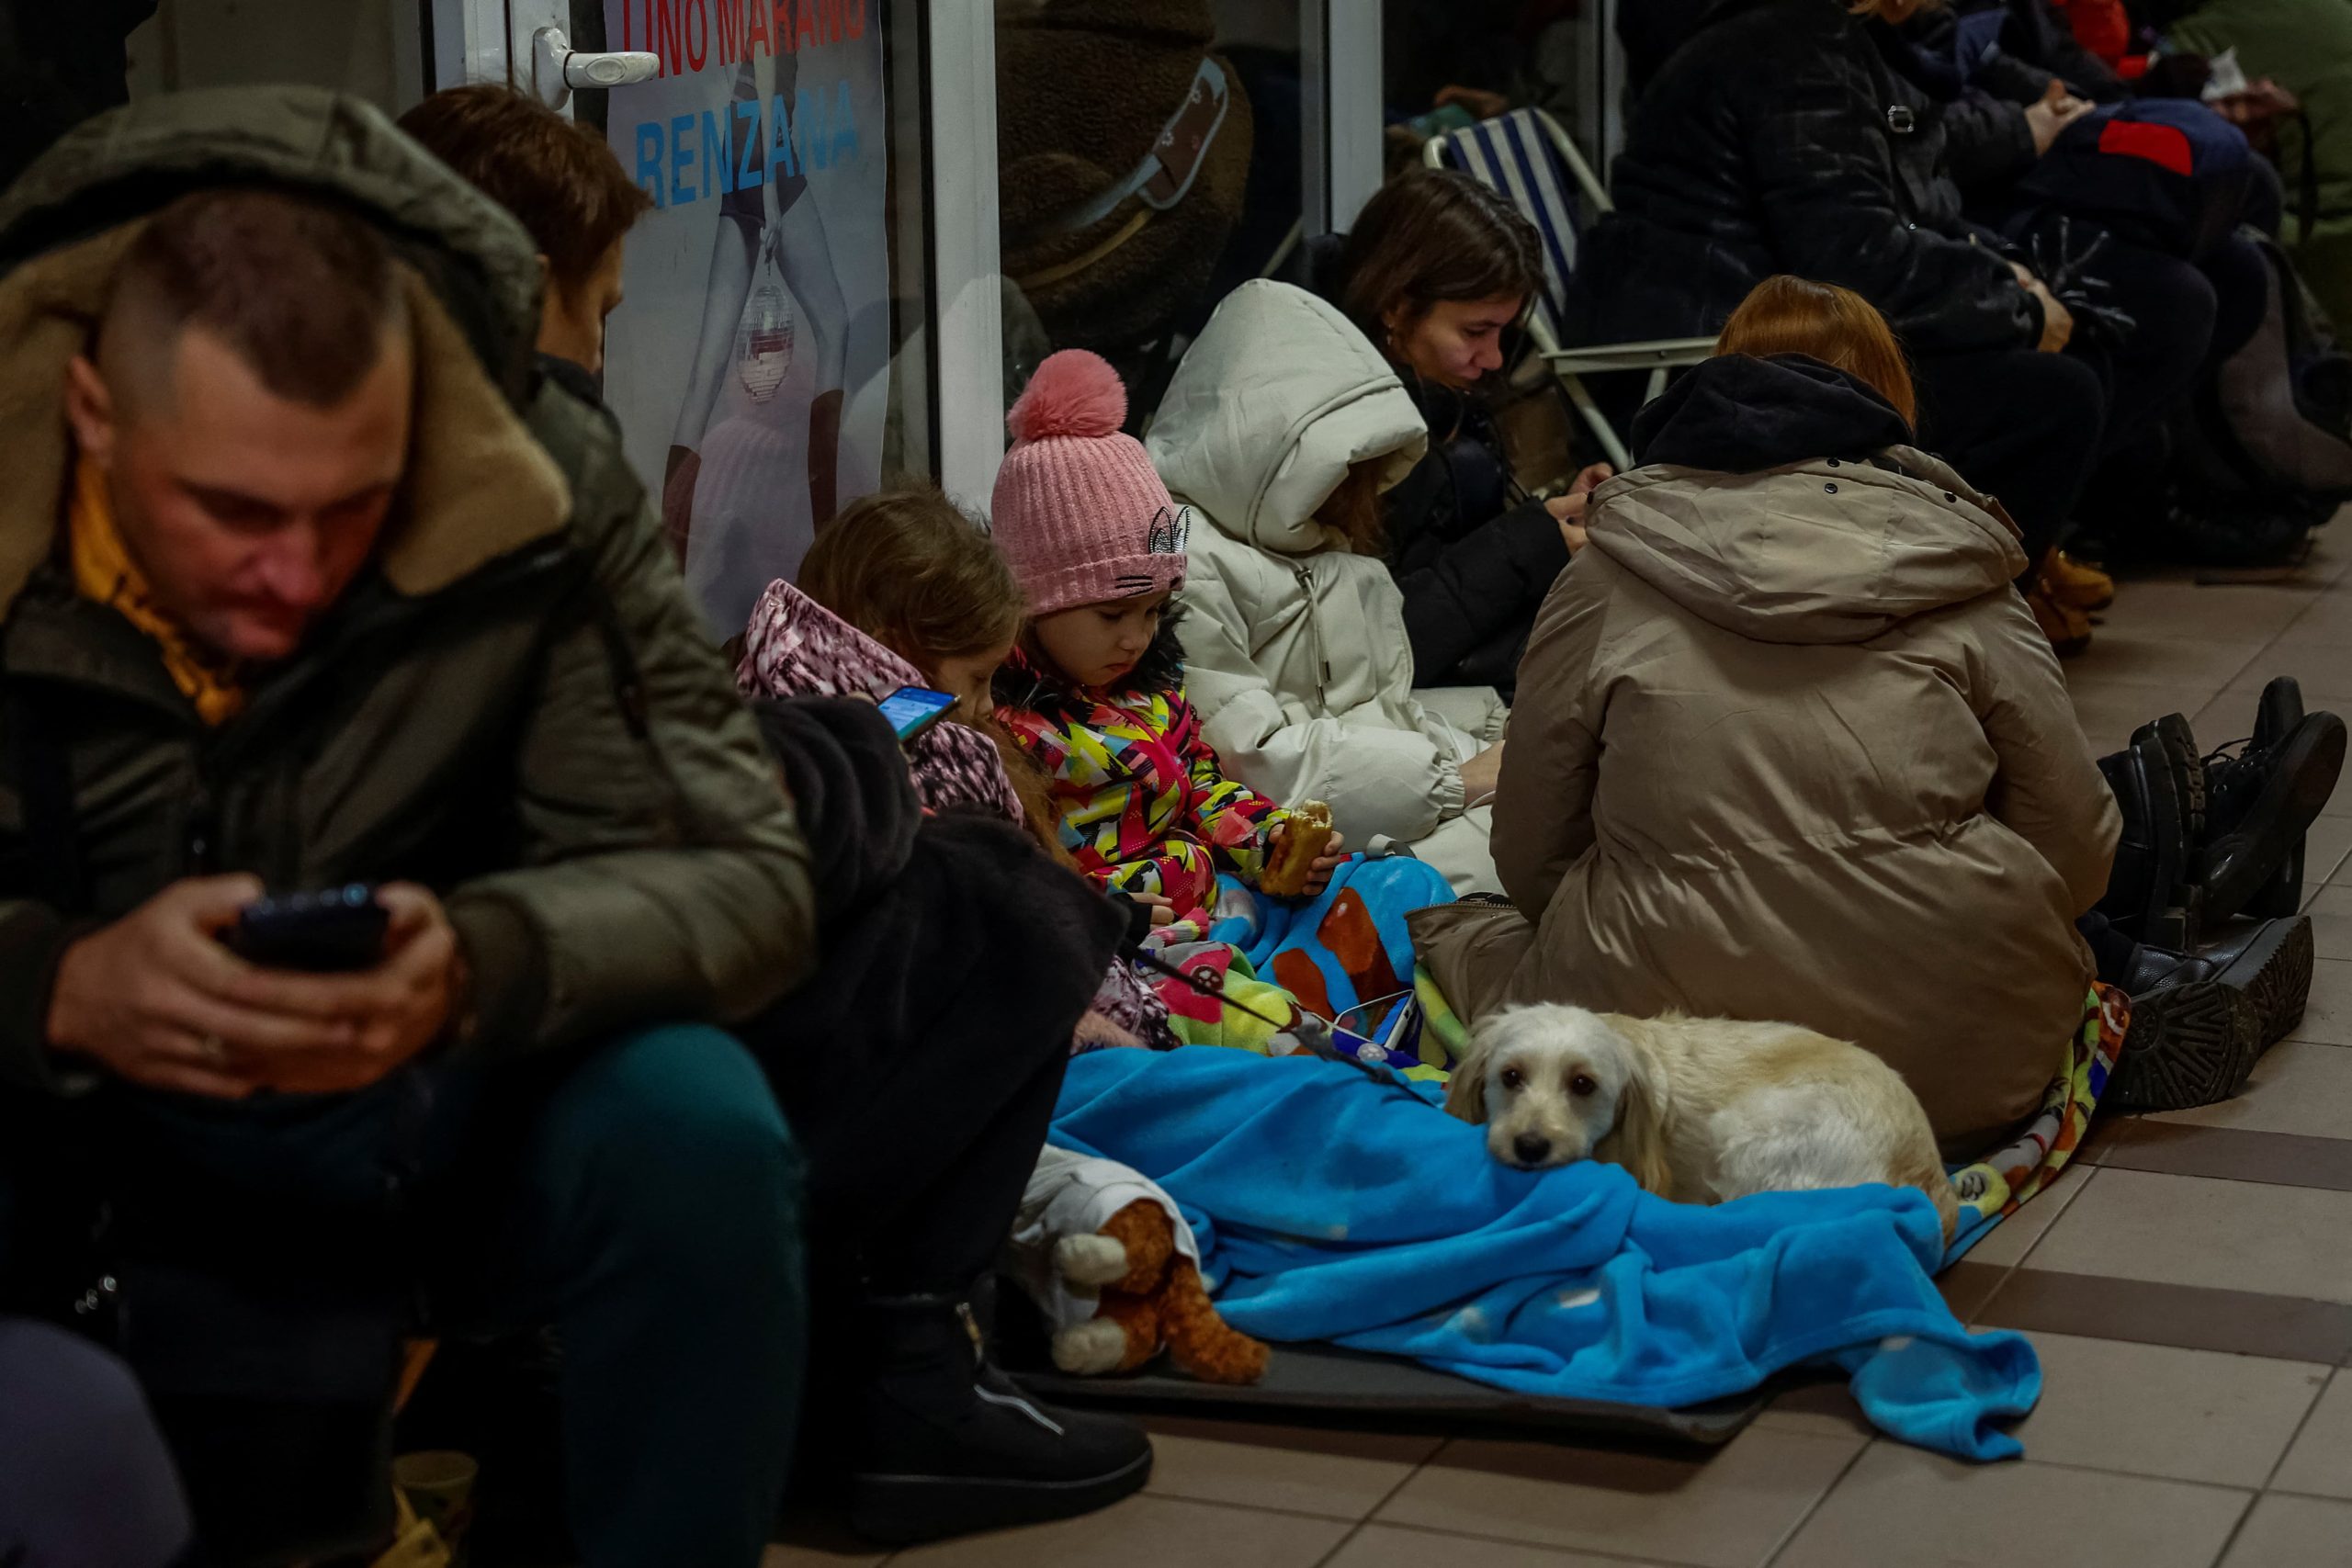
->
<box><xmin>991</xmin><ymin>350</ymin><xmax>1347</xmax><ymax>921</ymax></box>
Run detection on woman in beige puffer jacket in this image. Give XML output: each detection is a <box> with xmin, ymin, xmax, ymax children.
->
<box><xmin>1413</xmin><ymin>346</ymin><xmax>2120</xmax><ymax>1152</ymax></box>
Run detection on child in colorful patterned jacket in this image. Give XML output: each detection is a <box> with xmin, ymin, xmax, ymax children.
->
<box><xmin>988</xmin><ymin>349</ymin><xmax>1349</xmax><ymax>922</ymax></box>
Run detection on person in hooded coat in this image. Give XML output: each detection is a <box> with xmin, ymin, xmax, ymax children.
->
<box><xmin>1146</xmin><ymin>280</ymin><xmax>1506</xmax><ymax>895</ymax></box>
<box><xmin>1413</xmin><ymin>279</ymin><xmax>2120</xmax><ymax>1152</ymax></box>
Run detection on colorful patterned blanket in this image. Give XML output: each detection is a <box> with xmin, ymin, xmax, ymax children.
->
<box><xmin>1942</xmin><ymin>984</ymin><xmax>2131</xmax><ymax>1266</ymax></box>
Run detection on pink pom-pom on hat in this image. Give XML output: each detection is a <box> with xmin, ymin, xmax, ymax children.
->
<box><xmin>1007</xmin><ymin>347</ymin><xmax>1128</xmax><ymax>443</ymax></box>
<box><xmin>992</xmin><ymin>349</ymin><xmax>1187</xmax><ymax>619</ymax></box>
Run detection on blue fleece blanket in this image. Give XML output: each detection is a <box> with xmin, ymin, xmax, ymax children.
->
<box><xmin>1051</xmin><ymin>1047</ymin><xmax>2041</xmax><ymax>1461</ymax></box>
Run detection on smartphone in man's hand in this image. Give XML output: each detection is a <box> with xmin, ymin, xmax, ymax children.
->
<box><xmin>223</xmin><ymin>885</ymin><xmax>390</xmax><ymax>972</ymax></box>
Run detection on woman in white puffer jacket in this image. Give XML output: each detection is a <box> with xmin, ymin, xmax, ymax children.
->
<box><xmin>1146</xmin><ymin>280</ymin><xmax>1507</xmax><ymax>894</ymax></box>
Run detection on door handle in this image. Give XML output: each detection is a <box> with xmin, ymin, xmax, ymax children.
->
<box><xmin>528</xmin><ymin>27</ymin><xmax>658</xmax><ymax>110</ymax></box>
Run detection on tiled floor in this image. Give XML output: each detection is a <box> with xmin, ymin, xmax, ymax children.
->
<box><xmin>770</xmin><ymin>525</ymin><xmax>2352</xmax><ymax>1568</ymax></box>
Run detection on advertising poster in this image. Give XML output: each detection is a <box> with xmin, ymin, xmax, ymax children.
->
<box><xmin>600</xmin><ymin>0</ymin><xmax>888</xmax><ymax>637</ymax></box>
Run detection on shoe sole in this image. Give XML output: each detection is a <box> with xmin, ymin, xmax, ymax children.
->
<box><xmin>2153</xmin><ymin>716</ymin><xmax>2209</xmax><ymax>822</ymax></box>
<box><xmin>2109</xmin><ymin>919</ymin><xmax>2312</xmax><ymax>1112</ymax></box>
<box><xmin>850</xmin><ymin>1449</ymin><xmax>1153</xmax><ymax>1546</ymax></box>
<box><xmin>2245</xmin><ymin>914</ymin><xmax>2315</xmax><ymax>1046</ymax></box>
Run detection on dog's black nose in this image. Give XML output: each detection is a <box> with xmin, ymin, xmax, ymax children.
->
<box><xmin>1513</xmin><ymin>1133</ymin><xmax>1553</xmax><ymax>1167</ymax></box>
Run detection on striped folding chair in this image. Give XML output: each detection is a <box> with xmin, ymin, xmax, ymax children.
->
<box><xmin>1426</xmin><ymin>107</ymin><xmax>1713</xmax><ymax>471</ymax></box>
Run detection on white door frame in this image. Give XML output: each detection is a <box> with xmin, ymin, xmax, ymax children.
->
<box><xmin>1302</xmin><ymin>0</ymin><xmax>1382</xmax><ymax>239</ymax></box>
<box><xmin>1577</xmin><ymin>0</ymin><xmax>1627</xmax><ymax>184</ymax></box>
<box><xmin>428</xmin><ymin>0</ymin><xmax>505</xmax><ymax>93</ymax></box>
<box><xmin>924</xmin><ymin>0</ymin><xmax>1006</xmax><ymax>516</ymax></box>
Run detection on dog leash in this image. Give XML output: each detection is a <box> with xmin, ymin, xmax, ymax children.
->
<box><xmin>1123</xmin><ymin>945</ymin><xmax>1409</xmax><ymax>1087</ymax></box>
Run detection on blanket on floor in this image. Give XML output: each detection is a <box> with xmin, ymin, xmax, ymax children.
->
<box><xmin>1052</xmin><ymin>1046</ymin><xmax>2041</xmax><ymax>1461</ymax></box>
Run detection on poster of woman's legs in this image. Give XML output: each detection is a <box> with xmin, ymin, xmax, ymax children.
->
<box><xmin>603</xmin><ymin>1</ymin><xmax>887</xmax><ymax>637</ymax></box>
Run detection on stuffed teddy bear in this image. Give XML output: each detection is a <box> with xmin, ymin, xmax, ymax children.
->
<box><xmin>1050</xmin><ymin>1198</ymin><xmax>1269</xmax><ymax>1383</ymax></box>
<box><xmin>1009</xmin><ymin>1147</ymin><xmax>1269</xmax><ymax>1384</ymax></box>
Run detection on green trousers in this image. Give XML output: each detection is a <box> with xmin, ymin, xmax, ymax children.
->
<box><xmin>451</xmin><ymin>1023</ymin><xmax>807</xmax><ymax>1568</ymax></box>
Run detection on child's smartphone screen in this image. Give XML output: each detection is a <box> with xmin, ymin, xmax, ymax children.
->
<box><xmin>876</xmin><ymin>684</ymin><xmax>959</xmax><ymax>742</ymax></box>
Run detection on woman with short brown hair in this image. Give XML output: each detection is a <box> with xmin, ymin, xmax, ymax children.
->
<box><xmin>1322</xmin><ymin>170</ymin><xmax>1611</xmax><ymax>698</ymax></box>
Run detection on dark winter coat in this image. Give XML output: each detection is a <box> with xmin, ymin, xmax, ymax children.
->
<box><xmin>1892</xmin><ymin>0</ymin><xmax>2130</xmax><ymax>200</ymax></box>
<box><xmin>1586</xmin><ymin>0</ymin><xmax>2045</xmax><ymax>355</ymax></box>
<box><xmin>1382</xmin><ymin>378</ymin><xmax>1568</xmax><ymax>696</ymax></box>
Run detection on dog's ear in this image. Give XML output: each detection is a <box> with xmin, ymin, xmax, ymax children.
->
<box><xmin>1442</xmin><ymin>1032</ymin><xmax>1489</xmax><ymax>1124</ymax></box>
<box><xmin>1598</xmin><ymin>1023</ymin><xmax>1673</xmax><ymax>1198</ymax></box>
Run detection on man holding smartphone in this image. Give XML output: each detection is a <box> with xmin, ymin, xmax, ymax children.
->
<box><xmin>0</xmin><ymin>89</ymin><xmax>814</xmax><ymax>1567</ymax></box>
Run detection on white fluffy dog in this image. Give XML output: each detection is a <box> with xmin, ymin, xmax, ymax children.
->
<box><xmin>1444</xmin><ymin>1005</ymin><xmax>1958</xmax><ymax>1239</ymax></box>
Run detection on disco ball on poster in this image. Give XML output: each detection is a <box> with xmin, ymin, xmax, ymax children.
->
<box><xmin>736</xmin><ymin>276</ymin><xmax>796</xmax><ymax>402</ymax></box>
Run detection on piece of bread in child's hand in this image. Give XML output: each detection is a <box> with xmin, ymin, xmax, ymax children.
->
<box><xmin>1261</xmin><ymin>801</ymin><xmax>1334</xmax><ymax>897</ymax></box>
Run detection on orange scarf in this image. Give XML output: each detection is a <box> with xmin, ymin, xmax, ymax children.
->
<box><xmin>69</xmin><ymin>456</ymin><xmax>247</xmax><ymax>726</ymax></box>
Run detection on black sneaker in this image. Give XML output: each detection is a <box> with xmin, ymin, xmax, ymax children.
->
<box><xmin>850</xmin><ymin>1291</ymin><xmax>1151</xmax><ymax>1546</ymax></box>
<box><xmin>2199</xmin><ymin>710</ymin><xmax>2345</xmax><ymax>927</ymax></box>
<box><xmin>2108</xmin><ymin>916</ymin><xmax>2314</xmax><ymax>1112</ymax></box>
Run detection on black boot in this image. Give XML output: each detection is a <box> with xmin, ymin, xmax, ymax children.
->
<box><xmin>2241</xmin><ymin>677</ymin><xmax>2310</xmax><ymax>919</ymax></box>
<box><xmin>2203</xmin><ymin>684</ymin><xmax>2344</xmax><ymax>925</ymax></box>
<box><xmin>850</xmin><ymin>1289</ymin><xmax>1152</xmax><ymax>1546</ymax></box>
<box><xmin>2098</xmin><ymin>716</ymin><xmax>2206</xmax><ymax>948</ymax></box>
<box><xmin>2108</xmin><ymin>916</ymin><xmax>2315</xmax><ymax>1112</ymax></box>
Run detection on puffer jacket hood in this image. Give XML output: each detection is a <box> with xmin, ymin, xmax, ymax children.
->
<box><xmin>1632</xmin><ymin>353</ymin><xmax>1912</xmax><ymax>472</ymax></box>
<box><xmin>1146</xmin><ymin>280</ymin><xmax>1427</xmax><ymax>556</ymax></box>
<box><xmin>1591</xmin><ymin>356</ymin><xmax>2027</xmax><ymax>648</ymax></box>
<box><xmin>0</xmin><ymin>85</ymin><xmax>571</xmax><ymax>617</ymax></box>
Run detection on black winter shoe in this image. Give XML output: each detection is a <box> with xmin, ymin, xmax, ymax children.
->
<box><xmin>2098</xmin><ymin>717</ymin><xmax>2205</xmax><ymax>948</ymax></box>
<box><xmin>2254</xmin><ymin>676</ymin><xmax>2310</xmax><ymax>917</ymax></box>
<box><xmin>850</xmin><ymin>1291</ymin><xmax>1151</xmax><ymax>1546</ymax></box>
<box><xmin>2199</xmin><ymin>708</ymin><xmax>2346</xmax><ymax>927</ymax></box>
<box><xmin>2108</xmin><ymin>916</ymin><xmax>2314</xmax><ymax>1112</ymax></box>
<box><xmin>2203</xmin><ymin>679</ymin><xmax>2343</xmax><ymax>922</ymax></box>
